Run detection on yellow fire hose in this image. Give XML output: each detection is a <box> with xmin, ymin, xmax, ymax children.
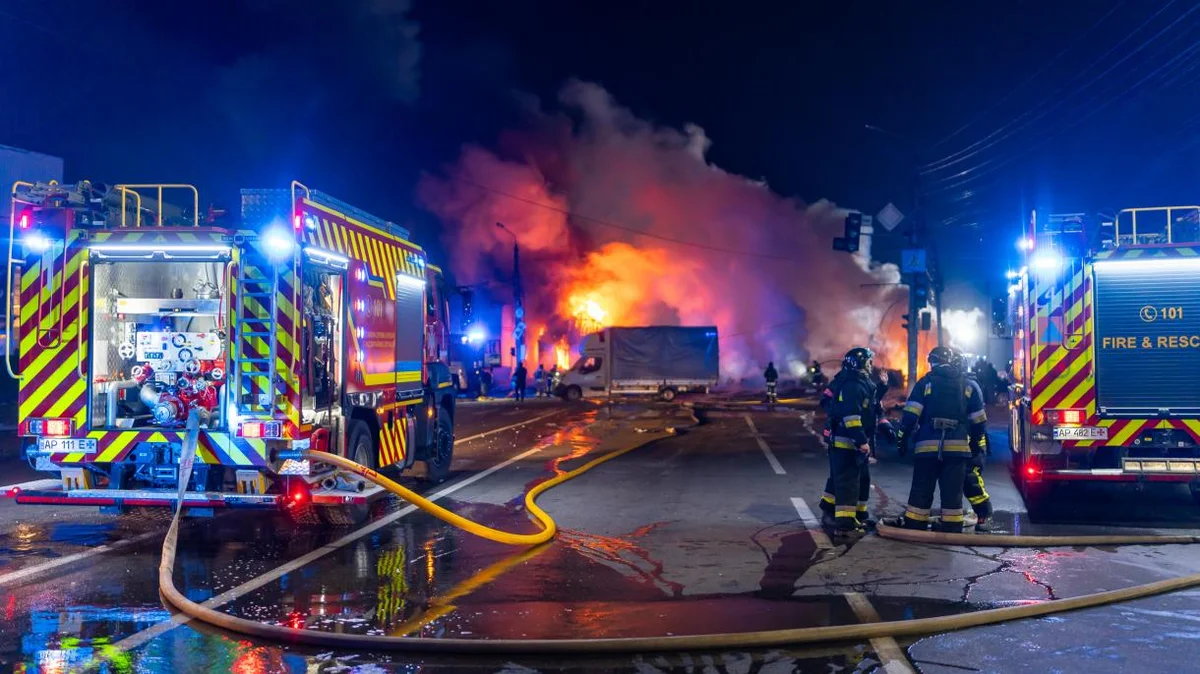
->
<box><xmin>157</xmin><ymin>419</ymin><xmax>1200</xmax><ymax>654</ymax></box>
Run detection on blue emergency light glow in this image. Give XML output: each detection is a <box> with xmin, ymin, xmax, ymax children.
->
<box><xmin>263</xmin><ymin>227</ymin><xmax>296</xmax><ymax>261</ymax></box>
<box><xmin>467</xmin><ymin>326</ymin><xmax>486</xmax><ymax>344</ymax></box>
<box><xmin>23</xmin><ymin>232</ymin><xmax>52</xmax><ymax>254</ymax></box>
<box><xmin>1031</xmin><ymin>251</ymin><xmax>1062</xmax><ymax>271</ymax></box>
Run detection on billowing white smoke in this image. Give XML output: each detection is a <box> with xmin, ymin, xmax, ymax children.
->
<box><xmin>418</xmin><ymin>80</ymin><xmax>906</xmax><ymax>379</ymax></box>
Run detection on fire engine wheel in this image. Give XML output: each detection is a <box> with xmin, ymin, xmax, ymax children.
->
<box><xmin>424</xmin><ymin>413</ymin><xmax>454</xmax><ymax>483</ymax></box>
<box><xmin>319</xmin><ymin>423</ymin><xmax>376</xmax><ymax>526</ymax></box>
<box><xmin>564</xmin><ymin>385</ymin><xmax>583</xmax><ymax>402</ymax></box>
<box><xmin>659</xmin><ymin>387</ymin><xmax>678</xmax><ymax>402</ymax></box>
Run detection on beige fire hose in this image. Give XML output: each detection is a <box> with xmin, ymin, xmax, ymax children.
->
<box><xmin>157</xmin><ymin>414</ymin><xmax>1200</xmax><ymax>654</ymax></box>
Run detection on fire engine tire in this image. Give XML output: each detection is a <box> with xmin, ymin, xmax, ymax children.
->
<box><xmin>659</xmin><ymin>387</ymin><xmax>678</xmax><ymax>402</ymax></box>
<box><xmin>424</xmin><ymin>414</ymin><xmax>454</xmax><ymax>484</ymax></box>
<box><xmin>159</xmin><ymin>411</ymin><xmax>1200</xmax><ymax>654</ymax></box>
<box><xmin>564</xmin><ymin>385</ymin><xmax>582</xmax><ymax>402</ymax></box>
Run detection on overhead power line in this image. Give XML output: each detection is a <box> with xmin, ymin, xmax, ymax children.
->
<box><xmin>929</xmin><ymin>1</ymin><xmax>1128</xmax><ymax>152</ymax></box>
<box><xmin>922</xmin><ymin>1</ymin><xmax>1193</xmax><ymax>175</ymax></box>
<box><xmin>924</xmin><ymin>34</ymin><xmax>1200</xmax><ymax>199</ymax></box>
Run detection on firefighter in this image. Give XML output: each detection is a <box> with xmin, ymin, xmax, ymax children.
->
<box><xmin>888</xmin><ymin>346</ymin><xmax>987</xmax><ymax>533</ymax></box>
<box><xmin>534</xmin><ymin>364</ymin><xmax>547</xmax><ymax>397</ymax></box>
<box><xmin>513</xmin><ymin>362</ymin><xmax>528</xmax><ymax>402</ymax></box>
<box><xmin>810</xmin><ymin>360</ymin><xmax>827</xmax><ymax>391</ymax></box>
<box><xmin>764</xmin><ymin>361</ymin><xmax>779</xmax><ymax>403</ymax></box>
<box><xmin>820</xmin><ymin>347</ymin><xmax>877</xmax><ymax>534</ymax></box>
<box><xmin>957</xmin><ymin>351</ymin><xmax>994</xmax><ymax>531</ymax></box>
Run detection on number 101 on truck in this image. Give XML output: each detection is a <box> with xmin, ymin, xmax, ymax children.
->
<box><xmin>1005</xmin><ymin>207</ymin><xmax>1200</xmax><ymax>507</ymax></box>
<box><xmin>6</xmin><ymin>180</ymin><xmax>456</xmax><ymax>524</ymax></box>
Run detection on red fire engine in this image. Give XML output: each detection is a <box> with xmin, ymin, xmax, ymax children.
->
<box><xmin>1008</xmin><ymin>207</ymin><xmax>1200</xmax><ymax>507</ymax></box>
<box><xmin>6</xmin><ymin>180</ymin><xmax>456</xmax><ymax>522</ymax></box>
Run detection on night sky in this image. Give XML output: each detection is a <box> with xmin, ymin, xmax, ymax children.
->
<box><xmin>3</xmin><ymin>1</ymin><xmax>1195</xmax><ymax>302</ymax></box>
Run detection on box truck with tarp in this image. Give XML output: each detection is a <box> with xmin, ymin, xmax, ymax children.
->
<box><xmin>557</xmin><ymin>326</ymin><xmax>719</xmax><ymax>402</ymax></box>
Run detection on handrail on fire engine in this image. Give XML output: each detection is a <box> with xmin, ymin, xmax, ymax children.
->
<box><xmin>114</xmin><ymin>184</ymin><xmax>200</xmax><ymax>227</ymax></box>
<box><xmin>289</xmin><ymin>181</ymin><xmax>309</xmax><ymax>382</ymax></box>
<box><xmin>116</xmin><ymin>187</ymin><xmax>143</xmax><ymax>228</ymax></box>
<box><xmin>75</xmin><ymin>257</ymin><xmax>88</xmax><ymax>380</ymax></box>
<box><xmin>1115</xmin><ymin>205</ymin><xmax>1200</xmax><ymax>246</ymax></box>
<box><xmin>4</xmin><ymin>182</ymin><xmax>35</xmax><ymax>381</ymax></box>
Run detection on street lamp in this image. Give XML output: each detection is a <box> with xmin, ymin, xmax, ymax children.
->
<box><xmin>495</xmin><ymin>222</ymin><xmax>525</xmax><ymax>365</ymax></box>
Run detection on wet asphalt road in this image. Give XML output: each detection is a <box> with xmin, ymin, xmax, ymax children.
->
<box><xmin>3</xmin><ymin>398</ymin><xmax>1200</xmax><ymax>671</ymax></box>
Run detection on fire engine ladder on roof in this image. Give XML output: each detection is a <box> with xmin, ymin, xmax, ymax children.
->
<box><xmin>231</xmin><ymin>251</ymin><xmax>281</xmax><ymax>415</ymax></box>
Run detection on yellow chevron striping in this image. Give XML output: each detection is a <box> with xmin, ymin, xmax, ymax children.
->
<box><xmin>97</xmin><ymin>432</ymin><xmax>140</xmax><ymax>463</ymax></box>
<box><xmin>303</xmin><ymin>199</ymin><xmax>424</xmax><ymax>251</ymax></box>
<box><xmin>20</xmin><ymin>356</ymin><xmax>80</xmax><ymax>418</ymax></box>
<box><xmin>211</xmin><ymin>433</ymin><xmax>251</xmax><ymax>466</ymax></box>
<box><xmin>1053</xmin><ymin>375</ymin><xmax>1093</xmax><ymax>412</ymax></box>
<box><xmin>332</xmin><ymin>222</ymin><xmax>348</xmax><ymax>255</ymax></box>
<box><xmin>1032</xmin><ymin>354</ymin><xmax>1084</xmax><ymax>410</ymax></box>
<box><xmin>44</xmin><ymin>378</ymin><xmax>86</xmax><ymax>418</ymax></box>
<box><xmin>1110</xmin><ymin>420</ymin><xmax>1145</xmax><ymax>446</ymax></box>
<box><xmin>364</xmin><ymin>234</ymin><xmax>383</xmax><ymax>284</ymax></box>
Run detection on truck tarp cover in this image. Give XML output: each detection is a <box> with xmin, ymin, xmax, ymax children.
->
<box><xmin>1093</xmin><ymin>259</ymin><xmax>1200</xmax><ymax>415</ymax></box>
<box><xmin>610</xmin><ymin>327</ymin><xmax>719</xmax><ymax>381</ymax></box>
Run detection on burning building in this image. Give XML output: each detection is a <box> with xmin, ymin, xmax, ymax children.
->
<box><xmin>419</xmin><ymin>80</ymin><xmax>908</xmax><ymax>380</ymax></box>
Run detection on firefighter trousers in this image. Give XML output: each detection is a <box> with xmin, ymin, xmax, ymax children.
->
<box><xmin>766</xmin><ymin>381</ymin><xmax>777</xmax><ymax>402</ymax></box>
<box><xmin>826</xmin><ymin>449</ymin><xmax>870</xmax><ymax>529</ymax></box>
<box><xmin>902</xmin><ymin>455</ymin><xmax>968</xmax><ymax>533</ymax></box>
<box><xmin>963</xmin><ymin>452</ymin><xmax>992</xmax><ymax>518</ymax></box>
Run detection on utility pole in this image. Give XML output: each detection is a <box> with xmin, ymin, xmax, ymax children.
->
<box><xmin>495</xmin><ymin>222</ymin><xmax>525</xmax><ymax>364</ymax></box>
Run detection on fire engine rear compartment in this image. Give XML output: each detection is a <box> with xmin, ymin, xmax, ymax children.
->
<box><xmin>1092</xmin><ymin>257</ymin><xmax>1200</xmax><ymax>417</ymax></box>
<box><xmin>90</xmin><ymin>259</ymin><xmax>230</xmax><ymax>431</ymax></box>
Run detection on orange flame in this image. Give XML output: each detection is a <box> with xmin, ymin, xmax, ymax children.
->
<box><xmin>554</xmin><ymin>337</ymin><xmax>572</xmax><ymax>370</ymax></box>
<box><xmin>566</xmin><ymin>291</ymin><xmax>610</xmax><ymax>335</ymax></box>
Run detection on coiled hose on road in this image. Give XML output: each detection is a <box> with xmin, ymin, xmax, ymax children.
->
<box><xmin>158</xmin><ymin>414</ymin><xmax>1200</xmax><ymax>654</ymax></box>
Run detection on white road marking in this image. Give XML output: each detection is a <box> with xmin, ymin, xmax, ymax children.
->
<box><xmin>0</xmin><ymin>531</ymin><xmax>161</xmax><ymax>587</ymax></box>
<box><xmin>844</xmin><ymin>591</ymin><xmax>916</xmax><ymax>674</ymax></box>
<box><xmin>790</xmin><ymin>496</ymin><xmax>833</xmax><ymax>550</ymax></box>
<box><xmin>455</xmin><ymin>408</ymin><xmax>566</xmax><ymax>445</ymax></box>
<box><xmin>0</xmin><ymin>409</ymin><xmax>567</xmax><ymax>598</ymax></box>
<box><xmin>113</xmin><ymin>412</ymin><xmax>569</xmax><ymax>651</ymax></box>
<box><xmin>745</xmin><ymin>415</ymin><xmax>785</xmax><ymax>475</ymax></box>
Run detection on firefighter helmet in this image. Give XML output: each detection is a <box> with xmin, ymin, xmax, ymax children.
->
<box><xmin>842</xmin><ymin>347</ymin><xmax>874</xmax><ymax>372</ymax></box>
<box><xmin>929</xmin><ymin>346</ymin><xmax>956</xmax><ymax>368</ymax></box>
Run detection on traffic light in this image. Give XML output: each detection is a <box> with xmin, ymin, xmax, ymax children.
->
<box><xmin>920</xmin><ymin>311</ymin><xmax>932</xmax><ymax>331</ymax></box>
<box><xmin>832</xmin><ymin>212</ymin><xmax>863</xmax><ymax>253</ymax></box>
<box><xmin>912</xmin><ymin>275</ymin><xmax>929</xmax><ymax>308</ymax></box>
<box><xmin>901</xmin><ymin>313</ymin><xmax>911</xmax><ymax>331</ymax></box>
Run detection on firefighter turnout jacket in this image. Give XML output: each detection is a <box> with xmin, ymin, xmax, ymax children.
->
<box><xmin>900</xmin><ymin>366</ymin><xmax>986</xmax><ymax>456</ymax></box>
<box><xmin>829</xmin><ymin>370</ymin><xmax>879</xmax><ymax>451</ymax></box>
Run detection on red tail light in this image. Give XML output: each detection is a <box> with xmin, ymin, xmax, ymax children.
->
<box><xmin>237</xmin><ymin>421</ymin><xmax>282</xmax><ymax>439</ymax></box>
<box><xmin>18</xmin><ymin>210</ymin><xmax>31</xmax><ymax>230</ymax></box>
<box><xmin>1044</xmin><ymin>408</ymin><xmax>1084</xmax><ymax>425</ymax></box>
<box><xmin>293</xmin><ymin>213</ymin><xmax>302</xmax><ymax>230</ymax></box>
<box><xmin>1026</xmin><ymin>465</ymin><xmax>1038</xmax><ymax>476</ymax></box>
<box><xmin>26</xmin><ymin>418</ymin><xmax>72</xmax><ymax>437</ymax></box>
